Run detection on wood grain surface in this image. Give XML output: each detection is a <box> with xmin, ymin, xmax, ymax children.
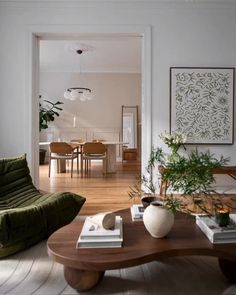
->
<box><xmin>47</xmin><ymin>209</ymin><xmax>236</xmax><ymax>271</ymax></box>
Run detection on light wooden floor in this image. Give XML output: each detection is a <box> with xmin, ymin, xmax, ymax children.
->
<box><xmin>39</xmin><ymin>161</ymin><xmax>236</xmax><ymax>216</ymax></box>
<box><xmin>39</xmin><ymin>160</ymin><xmax>141</xmax><ymax>216</ymax></box>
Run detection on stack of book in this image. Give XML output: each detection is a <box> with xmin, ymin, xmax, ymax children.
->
<box><xmin>130</xmin><ymin>204</ymin><xmax>144</xmax><ymax>221</ymax></box>
<box><xmin>196</xmin><ymin>214</ymin><xmax>236</xmax><ymax>244</ymax></box>
<box><xmin>76</xmin><ymin>215</ymin><xmax>123</xmax><ymax>248</ymax></box>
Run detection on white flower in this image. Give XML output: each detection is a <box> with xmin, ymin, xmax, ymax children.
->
<box><xmin>159</xmin><ymin>131</ymin><xmax>187</xmax><ymax>149</ymax></box>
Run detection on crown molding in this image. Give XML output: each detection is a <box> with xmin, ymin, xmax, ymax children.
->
<box><xmin>0</xmin><ymin>0</ymin><xmax>236</xmax><ymax>10</ymax></box>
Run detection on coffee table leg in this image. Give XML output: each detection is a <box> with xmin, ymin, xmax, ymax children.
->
<box><xmin>218</xmin><ymin>258</ymin><xmax>236</xmax><ymax>282</ymax></box>
<box><xmin>64</xmin><ymin>266</ymin><xmax>105</xmax><ymax>292</ymax></box>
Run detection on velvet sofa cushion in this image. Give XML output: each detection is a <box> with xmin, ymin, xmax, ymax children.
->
<box><xmin>0</xmin><ymin>155</ymin><xmax>86</xmax><ymax>257</ymax></box>
<box><xmin>0</xmin><ymin>154</ymin><xmax>34</xmax><ymax>198</ymax></box>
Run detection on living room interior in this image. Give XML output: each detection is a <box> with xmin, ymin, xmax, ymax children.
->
<box><xmin>0</xmin><ymin>0</ymin><xmax>236</xmax><ymax>294</ymax></box>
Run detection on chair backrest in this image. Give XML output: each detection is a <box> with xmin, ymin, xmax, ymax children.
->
<box><xmin>49</xmin><ymin>142</ymin><xmax>74</xmax><ymax>154</ymax></box>
<box><xmin>83</xmin><ymin>142</ymin><xmax>106</xmax><ymax>155</ymax></box>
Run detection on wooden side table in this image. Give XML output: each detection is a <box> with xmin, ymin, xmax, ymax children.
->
<box><xmin>159</xmin><ymin>165</ymin><xmax>236</xmax><ymax>195</ymax></box>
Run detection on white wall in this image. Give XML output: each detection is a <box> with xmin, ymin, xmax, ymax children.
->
<box><xmin>40</xmin><ymin>72</ymin><xmax>141</xmax><ymax>130</ymax></box>
<box><xmin>0</xmin><ymin>0</ymin><xmax>236</xmax><ymax>183</ymax></box>
<box><xmin>39</xmin><ymin>72</ymin><xmax>141</xmax><ymax>158</ymax></box>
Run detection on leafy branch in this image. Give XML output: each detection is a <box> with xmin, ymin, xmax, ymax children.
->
<box><xmin>128</xmin><ymin>132</ymin><xmax>230</xmax><ymax>215</ymax></box>
<box><xmin>39</xmin><ymin>95</ymin><xmax>64</xmax><ymax>131</ymax></box>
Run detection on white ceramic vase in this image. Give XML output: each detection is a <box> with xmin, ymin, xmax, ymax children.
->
<box><xmin>143</xmin><ymin>203</ymin><xmax>174</xmax><ymax>238</ymax></box>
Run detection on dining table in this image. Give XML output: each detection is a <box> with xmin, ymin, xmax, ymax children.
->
<box><xmin>39</xmin><ymin>141</ymin><xmax>126</xmax><ymax>176</ymax></box>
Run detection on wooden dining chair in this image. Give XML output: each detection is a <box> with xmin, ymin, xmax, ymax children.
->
<box><xmin>48</xmin><ymin>142</ymin><xmax>79</xmax><ymax>178</ymax></box>
<box><xmin>70</xmin><ymin>139</ymin><xmax>83</xmax><ymax>158</ymax></box>
<box><xmin>70</xmin><ymin>139</ymin><xmax>86</xmax><ymax>176</ymax></box>
<box><xmin>82</xmin><ymin>142</ymin><xmax>107</xmax><ymax>177</ymax></box>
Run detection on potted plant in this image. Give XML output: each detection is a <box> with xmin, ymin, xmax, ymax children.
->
<box><xmin>129</xmin><ymin>132</ymin><xmax>187</xmax><ymax>207</ymax></box>
<box><xmin>39</xmin><ymin>95</ymin><xmax>63</xmax><ymax>164</ymax></box>
<box><xmin>160</xmin><ymin>149</ymin><xmax>228</xmax><ymax>214</ymax></box>
<box><xmin>129</xmin><ymin>131</ymin><xmax>230</xmax><ymax>237</ymax></box>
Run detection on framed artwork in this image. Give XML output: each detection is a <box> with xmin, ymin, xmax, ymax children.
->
<box><xmin>170</xmin><ymin>67</ymin><xmax>234</xmax><ymax>144</ymax></box>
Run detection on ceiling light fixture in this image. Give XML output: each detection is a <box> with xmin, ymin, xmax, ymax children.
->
<box><xmin>64</xmin><ymin>48</ymin><xmax>93</xmax><ymax>101</ymax></box>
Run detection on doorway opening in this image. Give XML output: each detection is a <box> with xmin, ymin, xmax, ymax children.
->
<box><xmin>38</xmin><ymin>35</ymin><xmax>142</xmax><ymax>181</ymax></box>
<box><xmin>30</xmin><ymin>27</ymin><xmax>151</xmax><ymax>207</ymax></box>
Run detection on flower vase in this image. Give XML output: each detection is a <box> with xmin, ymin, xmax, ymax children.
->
<box><xmin>169</xmin><ymin>152</ymin><xmax>178</xmax><ymax>162</ymax></box>
<box><xmin>143</xmin><ymin>203</ymin><xmax>174</xmax><ymax>238</ymax></box>
<box><xmin>168</xmin><ymin>145</ymin><xmax>180</xmax><ymax>162</ymax></box>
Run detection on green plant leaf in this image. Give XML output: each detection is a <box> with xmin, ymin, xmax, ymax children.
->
<box><xmin>128</xmin><ymin>135</ymin><xmax>229</xmax><ymax>214</ymax></box>
<box><xmin>39</xmin><ymin>96</ymin><xmax>63</xmax><ymax>131</ymax></box>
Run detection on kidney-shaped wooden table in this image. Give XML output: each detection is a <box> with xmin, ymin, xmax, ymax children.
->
<box><xmin>47</xmin><ymin>209</ymin><xmax>236</xmax><ymax>292</ymax></box>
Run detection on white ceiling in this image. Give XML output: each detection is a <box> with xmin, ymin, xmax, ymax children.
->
<box><xmin>39</xmin><ymin>37</ymin><xmax>142</xmax><ymax>74</ymax></box>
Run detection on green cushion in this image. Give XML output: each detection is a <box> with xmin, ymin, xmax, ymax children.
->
<box><xmin>34</xmin><ymin>192</ymin><xmax>85</xmax><ymax>236</ymax></box>
<box><xmin>0</xmin><ymin>205</ymin><xmax>47</xmax><ymax>247</ymax></box>
<box><xmin>0</xmin><ymin>154</ymin><xmax>34</xmax><ymax>197</ymax></box>
<box><xmin>0</xmin><ymin>155</ymin><xmax>86</xmax><ymax>258</ymax></box>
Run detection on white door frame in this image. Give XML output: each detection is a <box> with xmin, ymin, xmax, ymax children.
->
<box><xmin>28</xmin><ymin>25</ymin><xmax>152</xmax><ymax>187</ymax></box>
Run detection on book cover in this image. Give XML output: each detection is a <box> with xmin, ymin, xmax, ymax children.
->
<box><xmin>77</xmin><ymin>227</ymin><xmax>123</xmax><ymax>248</ymax></box>
<box><xmin>77</xmin><ymin>240</ymin><xmax>122</xmax><ymax>248</ymax></box>
<box><xmin>130</xmin><ymin>204</ymin><xmax>144</xmax><ymax>221</ymax></box>
<box><xmin>79</xmin><ymin>216</ymin><xmax>122</xmax><ymax>240</ymax></box>
<box><xmin>196</xmin><ymin>214</ymin><xmax>236</xmax><ymax>244</ymax></box>
<box><xmin>76</xmin><ymin>235</ymin><xmax>123</xmax><ymax>249</ymax></box>
<box><xmin>76</xmin><ymin>216</ymin><xmax>123</xmax><ymax>248</ymax></box>
<box><xmin>230</xmin><ymin>214</ymin><xmax>236</xmax><ymax>224</ymax></box>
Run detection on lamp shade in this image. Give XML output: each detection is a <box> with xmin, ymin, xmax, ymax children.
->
<box><xmin>83</xmin><ymin>90</ymin><xmax>92</xmax><ymax>100</ymax></box>
<box><xmin>64</xmin><ymin>47</ymin><xmax>93</xmax><ymax>102</ymax></box>
<box><xmin>79</xmin><ymin>93</ymin><xmax>86</xmax><ymax>101</ymax></box>
<box><xmin>64</xmin><ymin>87</ymin><xmax>93</xmax><ymax>101</ymax></box>
<box><xmin>70</xmin><ymin>90</ymin><xmax>79</xmax><ymax>99</ymax></box>
<box><xmin>64</xmin><ymin>91</ymin><xmax>71</xmax><ymax>100</ymax></box>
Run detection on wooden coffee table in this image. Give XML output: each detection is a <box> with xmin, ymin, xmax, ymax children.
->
<box><xmin>47</xmin><ymin>208</ymin><xmax>236</xmax><ymax>292</ymax></box>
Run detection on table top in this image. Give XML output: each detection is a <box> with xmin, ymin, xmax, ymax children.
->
<box><xmin>47</xmin><ymin>208</ymin><xmax>236</xmax><ymax>271</ymax></box>
<box><xmin>40</xmin><ymin>141</ymin><xmax>126</xmax><ymax>146</ymax></box>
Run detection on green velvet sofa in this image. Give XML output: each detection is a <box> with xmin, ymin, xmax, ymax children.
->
<box><xmin>0</xmin><ymin>154</ymin><xmax>86</xmax><ymax>258</ymax></box>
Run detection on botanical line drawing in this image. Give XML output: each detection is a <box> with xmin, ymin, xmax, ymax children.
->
<box><xmin>170</xmin><ymin>68</ymin><xmax>234</xmax><ymax>144</ymax></box>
